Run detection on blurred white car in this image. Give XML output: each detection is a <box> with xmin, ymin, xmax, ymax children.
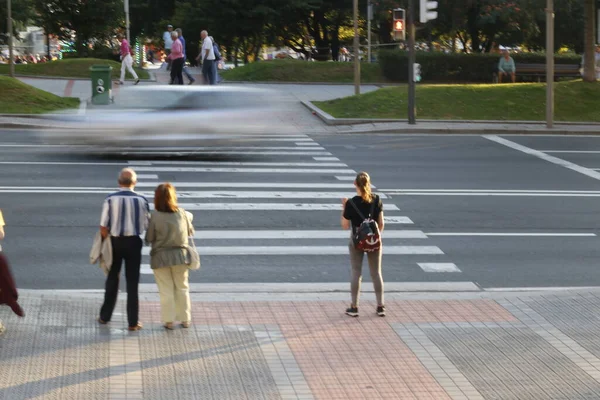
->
<box><xmin>39</xmin><ymin>85</ymin><xmax>297</xmax><ymax>150</ymax></box>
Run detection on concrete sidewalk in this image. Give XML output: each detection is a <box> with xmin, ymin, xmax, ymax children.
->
<box><xmin>3</xmin><ymin>287</ymin><xmax>600</xmax><ymax>399</ymax></box>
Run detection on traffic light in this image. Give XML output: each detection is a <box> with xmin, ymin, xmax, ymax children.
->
<box><xmin>413</xmin><ymin>63</ymin><xmax>421</xmax><ymax>82</ymax></box>
<box><xmin>392</xmin><ymin>8</ymin><xmax>405</xmax><ymax>41</ymax></box>
<box><xmin>419</xmin><ymin>0</ymin><xmax>438</xmax><ymax>23</ymax></box>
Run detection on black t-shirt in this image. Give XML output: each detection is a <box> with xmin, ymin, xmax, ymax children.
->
<box><xmin>343</xmin><ymin>195</ymin><xmax>383</xmax><ymax>230</ymax></box>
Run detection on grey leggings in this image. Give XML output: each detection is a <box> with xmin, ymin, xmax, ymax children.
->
<box><xmin>349</xmin><ymin>242</ymin><xmax>384</xmax><ymax>307</ymax></box>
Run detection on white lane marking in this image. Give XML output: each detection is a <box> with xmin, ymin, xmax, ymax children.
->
<box><xmin>379</xmin><ymin>189</ymin><xmax>600</xmax><ymax>193</ymax></box>
<box><xmin>190</xmin><ymin>230</ymin><xmax>427</xmax><ymax>239</ymax></box>
<box><xmin>0</xmin><ymin>161</ymin><xmax>124</xmax><ymax>166</ymax></box>
<box><xmin>418</xmin><ymin>263</ymin><xmax>462</xmax><ymax>273</ymax></box>
<box><xmin>313</xmin><ymin>157</ymin><xmax>340</xmax><ymax>161</ymax></box>
<box><xmin>335</xmin><ymin>176</ymin><xmax>356</xmax><ymax>181</ymax></box>
<box><xmin>161</xmin><ymin>203</ymin><xmax>401</xmax><ymax>211</ymax></box>
<box><xmin>130</xmin><ymin>151</ymin><xmax>334</xmax><ymax>156</ymax></box>
<box><xmin>134</xmin><ymin>282</ymin><xmax>482</xmax><ymax>292</ymax></box>
<box><xmin>137</xmin><ymin>174</ymin><xmax>159</xmax><ymax>180</ymax></box>
<box><xmin>142</xmin><ymin>246</ymin><xmax>443</xmax><ymax>256</ymax></box>
<box><xmin>383</xmin><ymin>192</ymin><xmax>600</xmax><ymax>197</ymax></box>
<box><xmin>484</xmin><ymin>286</ymin><xmax>600</xmax><ymax>292</ymax></box>
<box><xmin>129</xmin><ymin>161</ymin><xmax>348</xmax><ymax>167</ymax></box>
<box><xmin>486</xmin><ymin>135</ymin><xmax>600</xmax><ymax>182</ymax></box>
<box><xmin>541</xmin><ymin>150</ymin><xmax>600</xmax><ymax>153</ymax></box>
<box><xmin>139</xmin><ymin>191</ymin><xmax>388</xmax><ymax>199</ymax></box>
<box><xmin>132</xmin><ymin>166</ymin><xmax>356</xmax><ymax>174</ymax></box>
<box><xmin>384</xmin><ymin>216</ymin><xmax>413</xmax><ymax>224</ymax></box>
<box><xmin>136</xmin><ymin>182</ymin><xmax>357</xmax><ymax>189</ymax></box>
<box><xmin>426</xmin><ymin>232</ymin><xmax>596</xmax><ymax>237</ymax></box>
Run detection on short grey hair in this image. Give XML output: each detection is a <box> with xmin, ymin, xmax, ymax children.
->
<box><xmin>176</xmin><ymin>28</ymin><xmax>182</xmax><ymax>36</ymax></box>
<box><xmin>201</xmin><ymin>30</ymin><xmax>208</xmax><ymax>36</ymax></box>
<box><xmin>118</xmin><ymin>168</ymin><xmax>137</xmax><ymax>186</ymax></box>
<box><xmin>171</xmin><ymin>31</ymin><xmax>178</xmax><ymax>39</ymax></box>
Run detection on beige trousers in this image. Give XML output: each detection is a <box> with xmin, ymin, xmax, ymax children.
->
<box><xmin>152</xmin><ymin>264</ymin><xmax>191</xmax><ymax>324</ymax></box>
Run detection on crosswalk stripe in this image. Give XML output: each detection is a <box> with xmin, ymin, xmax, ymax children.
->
<box><xmin>141</xmin><ymin>245</ymin><xmax>443</xmax><ymax>256</ymax></box>
<box><xmin>384</xmin><ymin>216</ymin><xmax>413</xmax><ymax>224</ymax></box>
<box><xmin>137</xmin><ymin>174</ymin><xmax>159</xmax><ymax>180</ymax></box>
<box><xmin>135</xmin><ymin>182</ymin><xmax>358</xmax><ymax>189</ymax></box>
<box><xmin>189</xmin><ymin>230</ymin><xmax>427</xmax><ymax>239</ymax></box>
<box><xmin>314</xmin><ymin>157</ymin><xmax>340</xmax><ymax>161</ymax></box>
<box><xmin>128</xmin><ymin>151</ymin><xmax>335</xmax><ymax>156</ymax></box>
<box><xmin>418</xmin><ymin>263</ymin><xmax>461</xmax><ymax>273</ymax></box>
<box><xmin>169</xmin><ymin>203</ymin><xmax>401</xmax><ymax>211</ymax></box>
<box><xmin>129</xmin><ymin>161</ymin><xmax>349</xmax><ymax>167</ymax></box>
<box><xmin>140</xmin><ymin>191</ymin><xmax>388</xmax><ymax>199</ymax></box>
<box><xmin>132</xmin><ymin>166</ymin><xmax>356</xmax><ymax>174</ymax></box>
<box><xmin>295</xmin><ymin>142</ymin><xmax>322</xmax><ymax>146</ymax></box>
<box><xmin>130</xmin><ymin>146</ymin><xmax>326</xmax><ymax>151</ymax></box>
<box><xmin>335</xmin><ymin>176</ymin><xmax>356</xmax><ymax>181</ymax></box>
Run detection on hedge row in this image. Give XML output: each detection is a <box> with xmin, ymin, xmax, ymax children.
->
<box><xmin>377</xmin><ymin>50</ymin><xmax>582</xmax><ymax>83</ymax></box>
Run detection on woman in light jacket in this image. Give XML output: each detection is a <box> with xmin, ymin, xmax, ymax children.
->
<box><xmin>145</xmin><ymin>183</ymin><xmax>194</xmax><ymax>329</ymax></box>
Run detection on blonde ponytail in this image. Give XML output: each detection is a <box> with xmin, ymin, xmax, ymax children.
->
<box><xmin>355</xmin><ymin>172</ymin><xmax>373</xmax><ymax>203</ymax></box>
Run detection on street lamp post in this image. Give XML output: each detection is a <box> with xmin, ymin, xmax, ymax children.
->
<box><xmin>124</xmin><ymin>0</ymin><xmax>131</xmax><ymax>45</ymax></box>
<box><xmin>353</xmin><ymin>0</ymin><xmax>360</xmax><ymax>95</ymax></box>
<box><xmin>7</xmin><ymin>0</ymin><xmax>14</xmax><ymax>77</ymax></box>
<box><xmin>545</xmin><ymin>0</ymin><xmax>554</xmax><ymax>129</ymax></box>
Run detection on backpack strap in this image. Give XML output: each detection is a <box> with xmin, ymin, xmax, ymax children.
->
<box><xmin>348</xmin><ymin>198</ymin><xmax>366</xmax><ymax>220</ymax></box>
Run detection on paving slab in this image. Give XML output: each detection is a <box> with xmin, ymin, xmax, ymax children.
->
<box><xmin>3</xmin><ymin>290</ymin><xmax>600</xmax><ymax>399</ymax></box>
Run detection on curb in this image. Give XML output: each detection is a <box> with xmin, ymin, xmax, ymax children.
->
<box><xmin>302</xmin><ymin>101</ymin><xmax>600</xmax><ymax>135</ymax></box>
<box><xmin>5</xmin><ymin>74</ymin><xmax>155</xmax><ymax>82</ymax></box>
<box><xmin>218</xmin><ymin>80</ymin><xmax>392</xmax><ymax>86</ymax></box>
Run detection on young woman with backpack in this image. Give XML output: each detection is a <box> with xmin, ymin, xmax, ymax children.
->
<box><xmin>341</xmin><ymin>172</ymin><xmax>385</xmax><ymax>317</ymax></box>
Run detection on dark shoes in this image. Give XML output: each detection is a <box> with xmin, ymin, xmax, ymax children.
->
<box><xmin>98</xmin><ymin>317</ymin><xmax>142</xmax><ymax>331</ymax></box>
<box><xmin>345</xmin><ymin>306</ymin><xmax>386</xmax><ymax>317</ymax></box>
<box><xmin>345</xmin><ymin>306</ymin><xmax>359</xmax><ymax>317</ymax></box>
<box><xmin>128</xmin><ymin>323</ymin><xmax>143</xmax><ymax>331</ymax></box>
<box><xmin>134</xmin><ymin>79</ymin><xmax>140</xmax><ymax>85</ymax></box>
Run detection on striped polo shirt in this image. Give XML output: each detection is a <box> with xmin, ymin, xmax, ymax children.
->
<box><xmin>100</xmin><ymin>189</ymin><xmax>149</xmax><ymax>237</ymax></box>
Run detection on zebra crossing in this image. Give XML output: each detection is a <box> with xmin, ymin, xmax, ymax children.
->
<box><xmin>131</xmin><ymin>134</ymin><xmax>460</xmax><ymax>276</ymax></box>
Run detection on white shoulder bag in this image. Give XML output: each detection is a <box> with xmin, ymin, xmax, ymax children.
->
<box><xmin>182</xmin><ymin>209</ymin><xmax>200</xmax><ymax>270</ymax></box>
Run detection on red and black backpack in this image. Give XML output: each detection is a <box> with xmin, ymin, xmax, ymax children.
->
<box><xmin>348</xmin><ymin>195</ymin><xmax>381</xmax><ymax>252</ymax></box>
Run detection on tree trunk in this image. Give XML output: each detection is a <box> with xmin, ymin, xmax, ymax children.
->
<box><xmin>583</xmin><ymin>0</ymin><xmax>596</xmax><ymax>82</ymax></box>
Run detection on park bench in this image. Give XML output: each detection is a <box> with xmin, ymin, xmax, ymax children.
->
<box><xmin>492</xmin><ymin>63</ymin><xmax>580</xmax><ymax>83</ymax></box>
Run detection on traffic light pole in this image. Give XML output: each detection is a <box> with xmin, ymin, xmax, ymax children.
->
<box><xmin>545</xmin><ymin>0</ymin><xmax>554</xmax><ymax>129</ymax></box>
<box><xmin>407</xmin><ymin>0</ymin><xmax>416</xmax><ymax>124</ymax></box>
<box><xmin>353</xmin><ymin>0</ymin><xmax>360</xmax><ymax>95</ymax></box>
<box><xmin>7</xmin><ymin>0</ymin><xmax>14</xmax><ymax>77</ymax></box>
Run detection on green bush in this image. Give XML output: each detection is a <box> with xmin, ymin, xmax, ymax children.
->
<box><xmin>377</xmin><ymin>50</ymin><xmax>582</xmax><ymax>83</ymax></box>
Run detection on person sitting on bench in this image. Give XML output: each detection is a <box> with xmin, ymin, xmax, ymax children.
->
<box><xmin>498</xmin><ymin>50</ymin><xmax>516</xmax><ymax>83</ymax></box>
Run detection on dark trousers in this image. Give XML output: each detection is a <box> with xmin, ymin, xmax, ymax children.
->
<box><xmin>99</xmin><ymin>236</ymin><xmax>143</xmax><ymax>327</ymax></box>
<box><xmin>170</xmin><ymin>58</ymin><xmax>184</xmax><ymax>85</ymax></box>
<box><xmin>202</xmin><ymin>59</ymin><xmax>216</xmax><ymax>85</ymax></box>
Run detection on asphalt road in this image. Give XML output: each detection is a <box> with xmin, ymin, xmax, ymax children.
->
<box><xmin>3</xmin><ymin>129</ymin><xmax>600</xmax><ymax>290</ymax></box>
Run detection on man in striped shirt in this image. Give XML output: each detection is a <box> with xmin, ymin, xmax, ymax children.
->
<box><xmin>98</xmin><ymin>168</ymin><xmax>149</xmax><ymax>331</ymax></box>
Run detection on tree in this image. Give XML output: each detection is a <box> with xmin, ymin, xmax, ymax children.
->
<box><xmin>29</xmin><ymin>0</ymin><xmax>123</xmax><ymax>55</ymax></box>
<box><xmin>0</xmin><ymin>0</ymin><xmax>35</xmax><ymax>42</ymax></box>
<box><xmin>582</xmin><ymin>0</ymin><xmax>596</xmax><ymax>82</ymax></box>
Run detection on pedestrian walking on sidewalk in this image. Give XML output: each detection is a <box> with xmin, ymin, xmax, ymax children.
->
<box><xmin>116</xmin><ymin>34</ymin><xmax>140</xmax><ymax>86</ymax></box>
<box><xmin>168</xmin><ymin>31</ymin><xmax>185</xmax><ymax>85</ymax></box>
<box><xmin>145</xmin><ymin>183</ymin><xmax>195</xmax><ymax>330</ymax></box>
<box><xmin>163</xmin><ymin>24</ymin><xmax>174</xmax><ymax>71</ymax></box>
<box><xmin>0</xmin><ymin>209</ymin><xmax>25</xmax><ymax>336</ymax></box>
<box><xmin>98</xmin><ymin>168</ymin><xmax>149</xmax><ymax>331</ymax></box>
<box><xmin>175</xmin><ymin>28</ymin><xmax>196</xmax><ymax>85</ymax></box>
<box><xmin>341</xmin><ymin>172</ymin><xmax>386</xmax><ymax>317</ymax></box>
<box><xmin>198</xmin><ymin>30</ymin><xmax>216</xmax><ymax>85</ymax></box>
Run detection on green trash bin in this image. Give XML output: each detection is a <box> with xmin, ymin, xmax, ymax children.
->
<box><xmin>90</xmin><ymin>65</ymin><xmax>113</xmax><ymax>105</ymax></box>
